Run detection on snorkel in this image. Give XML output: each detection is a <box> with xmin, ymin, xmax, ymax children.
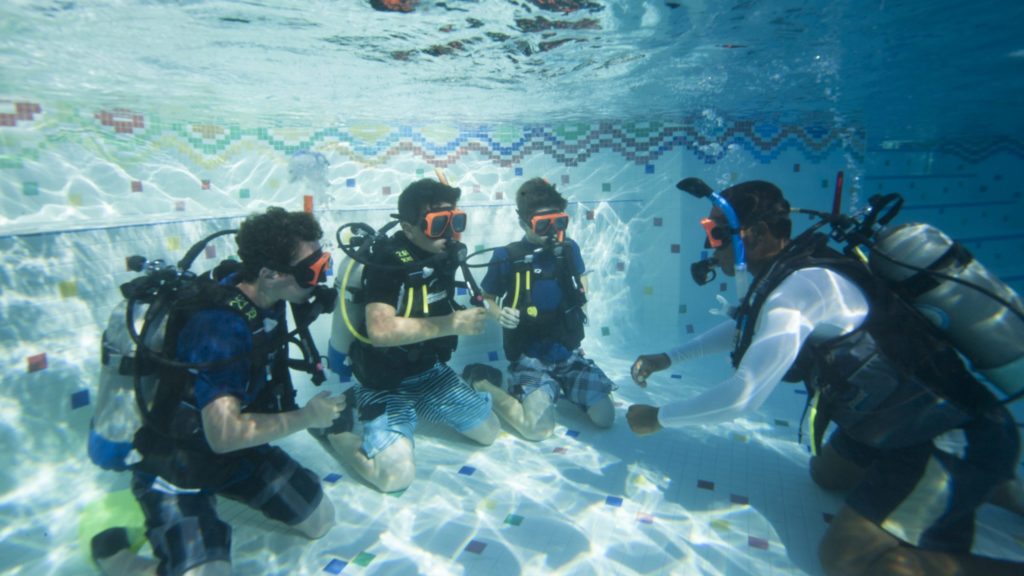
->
<box><xmin>677</xmin><ymin>178</ymin><xmax>751</xmax><ymax>302</ymax></box>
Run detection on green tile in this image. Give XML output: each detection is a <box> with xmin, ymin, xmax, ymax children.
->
<box><xmin>504</xmin><ymin>514</ymin><xmax>524</xmax><ymax>526</ymax></box>
<box><xmin>353</xmin><ymin>552</ymin><xmax>376</xmax><ymax>567</ymax></box>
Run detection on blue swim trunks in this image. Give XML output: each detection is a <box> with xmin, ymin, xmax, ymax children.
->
<box><xmin>353</xmin><ymin>362</ymin><xmax>493</xmax><ymax>459</ymax></box>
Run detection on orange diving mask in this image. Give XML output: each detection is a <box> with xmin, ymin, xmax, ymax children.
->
<box><xmin>289</xmin><ymin>249</ymin><xmax>332</xmax><ymax>286</ymax></box>
<box><xmin>530</xmin><ymin>210</ymin><xmax>569</xmax><ymax>242</ymax></box>
<box><xmin>422</xmin><ymin>208</ymin><xmax>467</xmax><ymax>240</ymax></box>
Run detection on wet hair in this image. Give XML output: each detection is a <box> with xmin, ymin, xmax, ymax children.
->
<box><xmin>720</xmin><ymin>180</ymin><xmax>792</xmax><ymax>239</ymax></box>
<box><xmin>516</xmin><ymin>177</ymin><xmax>568</xmax><ymax>220</ymax></box>
<box><xmin>235</xmin><ymin>207</ymin><xmax>323</xmax><ymax>282</ymax></box>
<box><xmin>397</xmin><ymin>178</ymin><xmax>462</xmax><ymax>224</ymax></box>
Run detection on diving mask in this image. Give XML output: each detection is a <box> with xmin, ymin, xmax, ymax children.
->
<box><xmin>529</xmin><ymin>209</ymin><xmax>569</xmax><ymax>241</ymax></box>
<box><xmin>288</xmin><ymin>249</ymin><xmax>332</xmax><ymax>287</ymax></box>
<box><xmin>422</xmin><ymin>208</ymin><xmax>467</xmax><ymax>240</ymax></box>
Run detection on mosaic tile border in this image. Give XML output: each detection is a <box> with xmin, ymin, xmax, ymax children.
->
<box><xmin>0</xmin><ymin>100</ymin><xmax>874</xmax><ymax>167</ymax></box>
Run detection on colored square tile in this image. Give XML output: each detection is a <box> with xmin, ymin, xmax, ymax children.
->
<box><xmin>636</xmin><ymin>512</ymin><xmax>654</xmax><ymax>524</ymax></box>
<box><xmin>679</xmin><ymin>304</ymin><xmax>687</xmax><ymax>314</ymax></box>
<box><xmin>456</xmin><ymin>286</ymin><xmax>468</xmax><ymax>296</ymax></box>
<box><xmin>131</xmin><ymin>180</ymin><xmax>143</xmax><ymax>192</ymax></box>
<box><xmin>643</xmin><ymin>286</ymin><xmax>653</xmax><ymax>295</ymax></box>
<box><xmin>69</xmin><ymin>193</ymin><xmax>83</xmax><ymax>206</ymax></box>
<box><xmin>487</xmin><ymin>350</ymin><xmax>499</xmax><ymax>362</ymax></box>
<box><xmin>23</xmin><ymin>181</ymin><xmax>39</xmax><ymax>196</ymax></box>
<box><xmin>616</xmin><ymin>262</ymin><xmax>624</xmax><ymax>271</ymax></box>
<box><xmin>719</xmin><ymin>282</ymin><xmax>728</xmax><ymax>292</ymax></box>
<box><xmin>600</xmin><ymin>326</ymin><xmax>610</xmax><ymax>336</ymax></box>
<box><xmin>504</xmin><ymin>514</ymin><xmax>524</xmax><ymax>526</ymax></box>
<box><xmin>553</xmin><ymin>447</ymin><xmax>567</xmax><ymax>454</ymax></box>
<box><xmin>205</xmin><ymin>245</ymin><xmax>217</xmax><ymax>259</ymax></box>
<box><xmin>323</xmin><ymin>558</ymin><xmax>347</xmax><ymax>574</ymax></box>
<box><xmin>353</xmin><ymin>552</ymin><xmax>376</xmax><ymax>567</ymax></box>
<box><xmin>686</xmin><ymin>324</ymin><xmax>695</xmax><ymax>334</ymax></box>
<box><xmin>514</xmin><ymin>167</ymin><xmax>523</xmax><ymax>176</ymax></box>
<box><xmin>697</xmin><ymin>479</ymin><xmax>715</xmax><ymax>491</ymax></box>
<box><xmin>304</xmin><ymin>195</ymin><xmax>313</xmax><ymax>213</ymax></box>
<box><xmin>495</xmin><ymin>191</ymin><xmax>504</xmax><ymax>200</ymax></box>
<box><xmin>458</xmin><ymin>466</ymin><xmax>476</xmax><ymax>476</ymax></box>
<box><xmin>711</xmin><ymin>519</ymin><xmax>731</xmax><ymax>532</ymax></box>
<box><xmin>346</xmin><ymin>178</ymin><xmax>356</xmax><ymax>187</ymax></box>
<box><xmin>239</xmin><ymin>188</ymin><xmax>250</xmax><ymax>199</ymax></box>
<box><xmin>775</xmin><ymin>419</ymin><xmax>790</xmax><ymax>427</ymax></box>
<box><xmin>465</xmin><ymin>540</ymin><xmax>487</xmax><ymax>554</ymax></box>
<box><xmin>653</xmin><ymin>217</ymin><xmax>663</xmax><ymax>227</ymax></box>
<box><xmin>645</xmin><ymin>164</ymin><xmax>655</xmax><ymax>174</ymax></box>
<box><xmin>732</xmin><ymin>433</ymin><xmax>748</xmax><ymax>443</ymax></box>
<box><xmin>58</xmin><ymin>280</ymin><xmax>78</xmax><ymax>298</ymax></box>
<box><xmin>793</xmin><ymin>164</ymin><xmax>800</xmax><ymax>173</ymax></box>
<box><xmin>382</xmin><ymin>186</ymin><xmax>391</xmax><ymax>196</ymax></box>
<box><xmin>749</xmin><ymin>536</ymin><xmax>769</xmax><ymax>550</ymax></box>
<box><xmin>561</xmin><ymin>174</ymin><xmax>570</xmax><ymax>184</ymax></box>
<box><xmin>730</xmin><ymin>494</ymin><xmax>749</xmax><ymax>505</ymax></box>
<box><xmin>670</xmin><ymin>244</ymin><xmax>680</xmax><ymax>253</ymax></box>
<box><xmin>27</xmin><ymin>353</ymin><xmax>47</xmax><ymax>372</ymax></box>
<box><xmin>602</xmin><ymin>183</ymin><xmax>611</xmax><ymax>192</ymax></box>
<box><xmin>201</xmin><ymin>179</ymin><xmax>211</xmax><ymax>189</ymax></box>
<box><xmin>605</xmin><ymin>496</ymin><xmax>623</xmax><ymax>507</ymax></box>
<box><xmin>670</xmin><ymin>374</ymin><xmax>681</xmax><ymax>379</ymax></box>
<box><xmin>323</xmin><ymin>473</ymin><xmax>343</xmax><ymax>483</ymax></box>
<box><xmin>175</xmin><ymin>200</ymin><xmax>185</xmax><ymax>212</ymax></box>
<box><xmin>71</xmin><ymin>389</ymin><xmax>90</xmax><ymax>409</ymax></box>
<box><xmin>586</xmin><ymin>210</ymin><xmax>595</xmax><ymax>220</ymax></box>
<box><xmin>565</xmin><ymin>429</ymin><xmax>580</xmax><ymax>438</ymax></box>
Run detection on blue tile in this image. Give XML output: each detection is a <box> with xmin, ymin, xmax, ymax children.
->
<box><xmin>323</xmin><ymin>473</ymin><xmax>343</xmax><ymax>483</ymax></box>
<box><xmin>645</xmin><ymin>164</ymin><xmax>655</xmax><ymax>174</ymax></box>
<box><xmin>324</xmin><ymin>558</ymin><xmax>347</xmax><ymax>574</ymax></box>
<box><xmin>606</xmin><ymin>496</ymin><xmax>623</xmax><ymax>507</ymax></box>
<box><xmin>487</xmin><ymin>350</ymin><xmax>499</xmax><ymax>361</ymax></box>
<box><xmin>346</xmin><ymin>178</ymin><xmax>356</xmax><ymax>188</ymax></box>
<box><xmin>671</xmin><ymin>374</ymin><xmax>682</xmax><ymax>379</ymax></box>
<box><xmin>514</xmin><ymin>167</ymin><xmax>523</xmax><ymax>176</ymax></box>
<box><xmin>565</xmin><ymin>430</ymin><xmax>580</xmax><ymax>438</ymax></box>
<box><xmin>458</xmin><ymin>465</ymin><xmax>476</xmax><ymax>476</ymax></box>
<box><xmin>71</xmin><ymin>389</ymin><xmax>90</xmax><ymax>409</ymax></box>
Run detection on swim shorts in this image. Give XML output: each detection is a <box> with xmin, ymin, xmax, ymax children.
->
<box><xmin>131</xmin><ymin>445</ymin><xmax>323</xmax><ymax>576</ymax></box>
<box><xmin>353</xmin><ymin>362</ymin><xmax>493</xmax><ymax>459</ymax></box>
<box><xmin>508</xmin><ymin>349</ymin><xmax>615</xmax><ymax>409</ymax></box>
<box><xmin>829</xmin><ymin>403</ymin><xmax>1019</xmax><ymax>553</ymax></box>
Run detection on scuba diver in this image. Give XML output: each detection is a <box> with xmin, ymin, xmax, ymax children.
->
<box><xmin>463</xmin><ymin>177</ymin><xmax>615</xmax><ymax>440</ymax></box>
<box><xmin>627</xmin><ymin>179</ymin><xmax>1023</xmax><ymax>576</ymax></box>
<box><xmin>93</xmin><ymin>207</ymin><xmax>345</xmax><ymax>576</ymax></box>
<box><xmin>317</xmin><ymin>178</ymin><xmax>499</xmax><ymax>493</ymax></box>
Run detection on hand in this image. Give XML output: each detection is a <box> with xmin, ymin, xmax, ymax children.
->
<box><xmin>452</xmin><ymin>307</ymin><xmax>487</xmax><ymax>336</ymax></box>
<box><xmin>630</xmin><ymin>353</ymin><xmax>671</xmax><ymax>387</ymax></box>
<box><xmin>627</xmin><ymin>404</ymin><xmax>663</xmax><ymax>436</ymax></box>
<box><xmin>497</xmin><ymin>306</ymin><xmax>520</xmax><ymax>329</ymax></box>
<box><xmin>302</xmin><ymin>391</ymin><xmax>347</xmax><ymax>429</ymax></box>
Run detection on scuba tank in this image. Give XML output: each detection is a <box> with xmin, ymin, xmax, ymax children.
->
<box><xmin>327</xmin><ymin>248</ymin><xmax>369</xmax><ymax>384</ymax></box>
<box><xmin>869</xmin><ymin>222</ymin><xmax>1024</xmax><ymax>400</ymax></box>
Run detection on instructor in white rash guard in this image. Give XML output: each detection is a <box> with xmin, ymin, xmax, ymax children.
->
<box><xmin>627</xmin><ymin>180</ymin><xmax>1022</xmax><ymax>576</ymax></box>
<box><xmin>631</xmin><ymin>267</ymin><xmax>868</xmax><ymax>428</ymax></box>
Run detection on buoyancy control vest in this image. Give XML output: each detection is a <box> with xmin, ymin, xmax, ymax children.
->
<box><xmin>131</xmin><ymin>278</ymin><xmax>296</xmax><ymax>488</ymax></box>
<box><xmin>731</xmin><ymin>233</ymin><xmax>996</xmax><ymax>452</ymax></box>
<box><xmin>347</xmin><ymin>233</ymin><xmax>461</xmax><ymax>390</ymax></box>
<box><xmin>500</xmin><ymin>239</ymin><xmax>588</xmax><ymax>361</ymax></box>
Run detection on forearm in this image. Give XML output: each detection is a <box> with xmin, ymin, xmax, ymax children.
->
<box><xmin>666</xmin><ymin>319</ymin><xmax>735</xmax><ymax>364</ymax></box>
<box><xmin>367</xmin><ymin>313</ymin><xmax>456</xmax><ymax>347</ymax></box>
<box><xmin>203</xmin><ymin>398</ymin><xmax>311</xmax><ymax>454</ymax></box>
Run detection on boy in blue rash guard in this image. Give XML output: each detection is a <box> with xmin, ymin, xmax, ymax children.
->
<box><xmin>100</xmin><ymin>208</ymin><xmax>347</xmax><ymax>576</ymax></box>
<box><xmin>467</xmin><ymin>178</ymin><xmax>615</xmax><ymax>440</ymax></box>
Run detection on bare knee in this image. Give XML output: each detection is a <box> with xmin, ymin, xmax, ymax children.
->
<box><xmin>586</xmin><ymin>396</ymin><xmax>615</xmax><ymax>429</ymax></box>
<box><xmin>295</xmin><ymin>496</ymin><xmax>335</xmax><ymax>539</ymax></box>
<box><xmin>463</xmin><ymin>412</ymin><xmax>500</xmax><ymax>446</ymax></box>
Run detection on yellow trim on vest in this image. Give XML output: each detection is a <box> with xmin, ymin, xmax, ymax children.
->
<box><xmin>403</xmin><ymin>287</ymin><xmax>414</xmax><ymax>318</ymax></box>
<box><xmin>421</xmin><ymin>284</ymin><xmax>429</xmax><ymax>315</ymax></box>
<box><xmin>807</xmin><ymin>390</ymin><xmax>821</xmax><ymax>456</ymax></box>
<box><xmin>342</xmin><ymin>259</ymin><xmax>372</xmax><ymax>344</ymax></box>
<box><xmin>511</xmin><ymin>271</ymin><xmax>522</xmax><ymax>310</ymax></box>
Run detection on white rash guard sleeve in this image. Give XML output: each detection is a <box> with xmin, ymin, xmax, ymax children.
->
<box><xmin>657</xmin><ymin>267</ymin><xmax>870</xmax><ymax>428</ymax></box>
<box><xmin>666</xmin><ymin>319</ymin><xmax>735</xmax><ymax>364</ymax></box>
